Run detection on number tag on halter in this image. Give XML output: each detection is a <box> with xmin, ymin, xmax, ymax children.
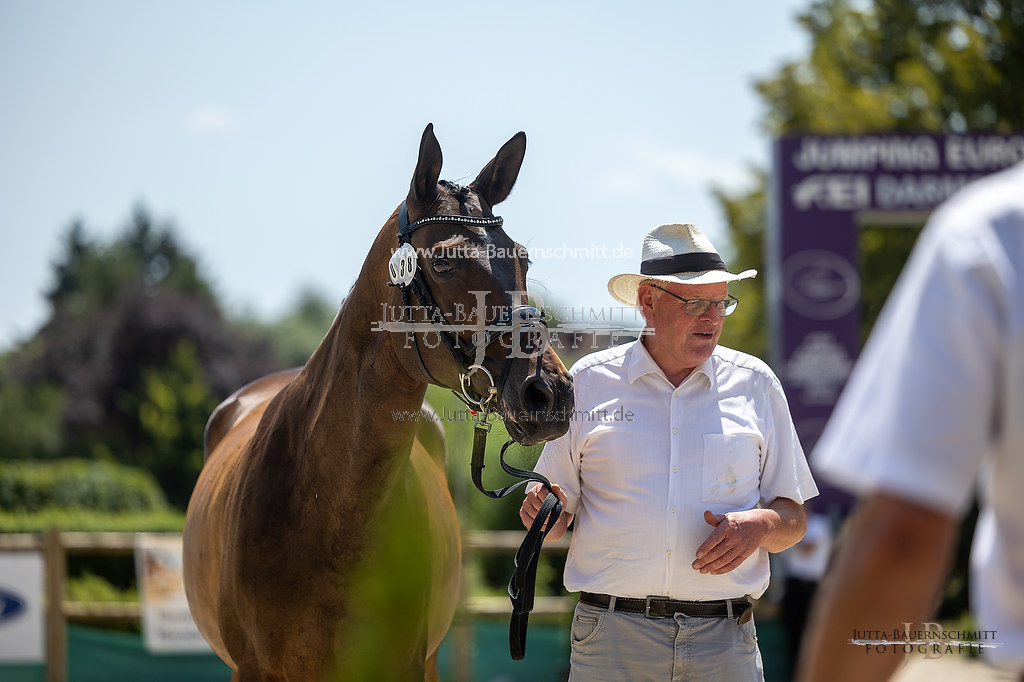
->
<box><xmin>388</xmin><ymin>243</ymin><xmax>417</xmax><ymax>286</ymax></box>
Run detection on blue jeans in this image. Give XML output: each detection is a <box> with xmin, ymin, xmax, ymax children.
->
<box><xmin>568</xmin><ymin>600</ymin><xmax>764</xmax><ymax>681</ymax></box>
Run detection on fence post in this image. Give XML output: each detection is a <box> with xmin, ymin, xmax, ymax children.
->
<box><xmin>45</xmin><ymin>528</ymin><xmax>66</xmax><ymax>682</ymax></box>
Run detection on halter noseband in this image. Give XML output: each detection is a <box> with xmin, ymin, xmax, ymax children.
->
<box><xmin>391</xmin><ymin>201</ymin><xmax>547</xmax><ymax>410</ymax></box>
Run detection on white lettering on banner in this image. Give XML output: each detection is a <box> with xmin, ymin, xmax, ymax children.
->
<box><xmin>946</xmin><ymin>135</ymin><xmax>1024</xmax><ymax>170</ymax></box>
<box><xmin>792</xmin><ymin>136</ymin><xmax>940</xmax><ymax>172</ymax></box>
<box><xmin>874</xmin><ymin>173</ymin><xmax>982</xmax><ymax>209</ymax></box>
<box><xmin>792</xmin><ymin>174</ymin><xmax>871</xmax><ymax>211</ymax></box>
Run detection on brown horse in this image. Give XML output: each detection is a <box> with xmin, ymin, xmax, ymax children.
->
<box><xmin>183</xmin><ymin>124</ymin><xmax>573</xmax><ymax>681</ymax></box>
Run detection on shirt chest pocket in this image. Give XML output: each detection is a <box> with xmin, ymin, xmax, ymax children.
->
<box><xmin>701</xmin><ymin>434</ymin><xmax>762</xmax><ymax>505</ymax></box>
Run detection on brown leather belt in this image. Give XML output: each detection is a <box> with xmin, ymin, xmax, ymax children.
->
<box><xmin>580</xmin><ymin>592</ymin><xmax>753</xmax><ymax>623</ymax></box>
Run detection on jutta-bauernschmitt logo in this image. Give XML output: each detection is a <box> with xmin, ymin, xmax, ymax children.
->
<box><xmin>372</xmin><ymin>292</ymin><xmax>647</xmax><ymax>352</ymax></box>
<box><xmin>850</xmin><ymin>622</ymin><xmax>1002</xmax><ymax>662</ymax></box>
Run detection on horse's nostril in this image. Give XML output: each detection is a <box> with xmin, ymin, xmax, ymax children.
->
<box><xmin>521</xmin><ymin>376</ymin><xmax>555</xmax><ymax>414</ymax></box>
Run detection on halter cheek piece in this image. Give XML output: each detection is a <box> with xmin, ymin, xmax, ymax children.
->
<box><xmin>389</xmin><ymin>201</ymin><xmax>562</xmax><ymax>661</ymax></box>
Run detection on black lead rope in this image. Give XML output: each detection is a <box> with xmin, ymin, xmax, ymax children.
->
<box><xmin>469</xmin><ymin>416</ymin><xmax>563</xmax><ymax>660</ymax></box>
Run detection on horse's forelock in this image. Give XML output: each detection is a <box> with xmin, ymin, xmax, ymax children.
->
<box><xmin>438</xmin><ymin>179</ymin><xmax>470</xmax><ymax>201</ymax></box>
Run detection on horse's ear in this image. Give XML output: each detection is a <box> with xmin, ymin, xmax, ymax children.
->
<box><xmin>470</xmin><ymin>131</ymin><xmax>526</xmax><ymax>208</ymax></box>
<box><xmin>408</xmin><ymin>123</ymin><xmax>443</xmax><ymax>216</ymax></box>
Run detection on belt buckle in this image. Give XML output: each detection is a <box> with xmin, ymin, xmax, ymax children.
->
<box><xmin>644</xmin><ymin>595</ymin><xmax>669</xmax><ymax>618</ymax></box>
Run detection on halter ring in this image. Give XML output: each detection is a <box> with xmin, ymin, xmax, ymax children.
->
<box><xmin>460</xmin><ymin>364</ymin><xmax>498</xmax><ymax>411</ymax></box>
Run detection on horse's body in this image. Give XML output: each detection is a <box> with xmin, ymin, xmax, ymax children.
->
<box><xmin>183</xmin><ymin>125</ymin><xmax>573</xmax><ymax>681</ymax></box>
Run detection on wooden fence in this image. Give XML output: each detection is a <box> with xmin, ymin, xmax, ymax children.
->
<box><xmin>0</xmin><ymin>529</ymin><xmax>572</xmax><ymax>682</ymax></box>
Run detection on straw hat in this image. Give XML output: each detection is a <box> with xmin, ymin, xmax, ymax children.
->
<box><xmin>607</xmin><ymin>223</ymin><xmax>757</xmax><ymax>306</ymax></box>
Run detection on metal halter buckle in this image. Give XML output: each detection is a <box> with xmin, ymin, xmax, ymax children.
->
<box><xmin>460</xmin><ymin>364</ymin><xmax>498</xmax><ymax>417</ymax></box>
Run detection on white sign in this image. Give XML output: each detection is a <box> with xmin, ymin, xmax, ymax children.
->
<box><xmin>0</xmin><ymin>552</ymin><xmax>45</xmax><ymax>663</ymax></box>
<box><xmin>134</xmin><ymin>534</ymin><xmax>212</xmax><ymax>654</ymax></box>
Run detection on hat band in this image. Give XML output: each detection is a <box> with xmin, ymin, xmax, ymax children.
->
<box><xmin>640</xmin><ymin>252</ymin><xmax>726</xmax><ymax>276</ymax></box>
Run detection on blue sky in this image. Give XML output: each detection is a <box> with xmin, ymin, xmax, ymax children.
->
<box><xmin>0</xmin><ymin>1</ymin><xmax>810</xmax><ymax>352</ymax></box>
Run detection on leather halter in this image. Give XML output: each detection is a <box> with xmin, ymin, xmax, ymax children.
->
<box><xmin>390</xmin><ymin>200</ymin><xmax>563</xmax><ymax>660</ymax></box>
<box><xmin>392</xmin><ymin>200</ymin><xmax>546</xmax><ymax>408</ymax></box>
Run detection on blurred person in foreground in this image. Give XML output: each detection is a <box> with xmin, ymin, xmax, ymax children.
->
<box><xmin>521</xmin><ymin>223</ymin><xmax>818</xmax><ymax>681</ymax></box>
<box><xmin>779</xmin><ymin>503</ymin><xmax>832</xmax><ymax>673</ymax></box>
<box><xmin>798</xmin><ymin>160</ymin><xmax>1024</xmax><ymax>681</ymax></box>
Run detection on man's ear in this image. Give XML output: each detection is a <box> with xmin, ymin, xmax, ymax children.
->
<box><xmin>637</xmin><ymin>282</ymin><xmax>655</xmax><ymax>313</ymax></box>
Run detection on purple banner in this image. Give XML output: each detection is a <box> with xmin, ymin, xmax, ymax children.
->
<box><xmin>770</xmin><ymin>133</ymin><xmax>1024</xmax><ymax>457</ymax></box>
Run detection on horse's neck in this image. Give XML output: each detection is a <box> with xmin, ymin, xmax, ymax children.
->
<box><xmin>260</xmin><ymin>274</ymin><xmax>428</xmax><ymax>510</ymax></box>
<box><xmin>310</xmin><ymin>290</ymin><xmax>424</xmax><ymax>461</ymax></box>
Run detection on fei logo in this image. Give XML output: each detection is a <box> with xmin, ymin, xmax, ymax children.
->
<box><xmin>0</xmin><ymin>553</ymin><xmax>45</xmax><ymax>663</ymax></box>
<box><xmin>0</xmin><ymin>586</ymin><xmax>26</xmax><ymax>623</ymax></box>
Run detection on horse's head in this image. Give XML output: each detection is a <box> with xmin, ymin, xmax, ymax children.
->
<box><xmin>384</xmin><ymin>124</ymin><xmax>573</xmax><ymax>446</ymax></box>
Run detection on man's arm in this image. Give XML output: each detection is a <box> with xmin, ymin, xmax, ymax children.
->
<box><xmin>796</xmin><ymin>492</ymin><xmax>958</xmax><ymax>682</ymax></box>
<box><xmin>692</xmin><ymin>496</ymin><xmax>806</xmax><ymax>575</ymax></box>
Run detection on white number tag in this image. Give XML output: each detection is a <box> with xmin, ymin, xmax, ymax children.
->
<box><xmin>388</xmin><ymin>243</ymin><xmax>418</xmax><ymax>286</ymax></box>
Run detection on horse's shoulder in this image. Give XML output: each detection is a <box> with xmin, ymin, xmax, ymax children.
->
<box><xmin>203</xmin><ymin>367</ymin><xmax>302</xmax><ymax>460</ymax></box>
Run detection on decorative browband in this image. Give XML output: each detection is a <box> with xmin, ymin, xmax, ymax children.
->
<box><xmin>640</xmin><ymin>252</ymin><xmax>726</xmax><ymax>275</ymax></box>
<box><xmin>398</xmin><ymin>202</ymin><xmax>504</xmax><ymax>239</ymax></box>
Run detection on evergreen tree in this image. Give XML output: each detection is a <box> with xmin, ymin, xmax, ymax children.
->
<box><xmin>5</xmin><ymin>207</ymin><xmax>281</xmax><ymax>507</ymax></box>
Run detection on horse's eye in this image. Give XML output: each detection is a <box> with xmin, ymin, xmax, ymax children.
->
<box><xmin>431</xmin><ymin>258</ymin><xmax>453</xmax><ymax>274</ymax></box>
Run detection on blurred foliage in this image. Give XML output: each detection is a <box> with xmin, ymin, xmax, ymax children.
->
<box><xmin>235</xmin><ymin>287</ymin><xmax>338</xmax><ymax>368</ymax></box>
<box><xmin>716</xmin><ymin>0</ymin><xmax>1024</xmax><ymax>359</ymax></box>
<box><xmin>66</xmin><ymin>570</ymin><xmax>138</xmax><ymax>603</ymax></box>
<box><xmin>0</xmin><ymin>458</ymin><xmax>167</xmax><ymax>513</ymax></box>
<box><xmin>0</xmin><ymin>508</ymin><xmax>186</xmax><ymax>533</ymax></box>
<box><xmin>715</xmin><ymin>167</ymin><xmax>769</xmax><ymax>359</ymax></box>
<box><xmin>0</xmin><ymin>368</ymin><xmax>64</xmax><ymax>460</ymax></box>
<box><xmin>112</xmin><ymin>340</ymin><xmax>220</xmax><ymax>507</ymax></box>
<box><xmin>758</xmin><ymin>0</ymin><xmax>1023</xmax><ymax>136</ymax></box>
<box><xmin>1</xmin><ymin>206</ymin><xmax>282</xmax><ymax>508</ymax></box>
<box><xmin>858</xmin><ymin>224</ymin><xmax>925</xmax><ymax>341</ymax></box>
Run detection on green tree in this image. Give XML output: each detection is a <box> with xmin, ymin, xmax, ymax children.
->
<box><xmin>239</xmin><ymin>287</ymin><xmax>339</xmax><ymax>368</ymax></box>
<box><xmin>715</xmin><ymin>167</ymin><xmax>769</xmax><ymax>359</ymax></box>
<box><xmin>114</xmin><ymin>340</ymin><xmax>219</xmax><ymax>506</ymax></box>
<box><xmin>0</xmin><ymin>358</ymin><xmax>64</xmax><ymax>461</ymax></box>
<box><xmin>7</xmin><ymin>207</ymin><xmax>281</xmax><ymax>507</ymax></box>
<box><xmin>717</xmin><ymin>0</ymin><xmax>1024</xmax><ymax>354</ymax></box>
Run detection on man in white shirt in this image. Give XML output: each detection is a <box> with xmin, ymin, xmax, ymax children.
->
<box><xmin>799</xmin><ymin>161</ymin><xmax>1024</xmax><ymax>680</ymax></box>
<box><xmin>521</xmin><ymin>223</ymin><xmax>818</xmax><ymax>681</ymax></box>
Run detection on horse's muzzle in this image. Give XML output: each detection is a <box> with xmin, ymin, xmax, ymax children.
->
<box><xmin>503</xmin><ymin>362</ymin><xmax>573</xmax><ymax>446</ymax></box>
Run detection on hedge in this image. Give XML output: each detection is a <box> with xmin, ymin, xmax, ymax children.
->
<box><xmin>0</xmin><ymin>459</ymin><xmax>169</xmax><ymax>514</ymax></box>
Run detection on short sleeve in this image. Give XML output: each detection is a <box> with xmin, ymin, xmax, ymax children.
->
<box><xmin>532</xmin><ymin>411</ymin><xmax>582</xmax><ymax>514</ymax></box>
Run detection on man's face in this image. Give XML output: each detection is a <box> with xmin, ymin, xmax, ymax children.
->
<box><xmin>638</xmin><ymin>280</ymin><xmax>730</xmax><ymax>372</ymax></box>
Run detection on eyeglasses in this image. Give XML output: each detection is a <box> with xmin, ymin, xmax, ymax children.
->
<box><xmin>648</xmin><ymin>284</ymin><xmax>739</xmax><ymax>317</ymax></box>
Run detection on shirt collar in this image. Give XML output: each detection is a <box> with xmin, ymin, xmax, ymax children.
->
<box><xmin>626</xmin><ymin>339</ymin><xmax>717</xmax><ymax>390</ymax></box>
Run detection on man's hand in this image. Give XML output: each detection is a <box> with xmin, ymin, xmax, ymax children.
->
<box><xmin>692</xmin><ymin>498</ymin><xmax>806</xmax><ymax>575</ymax></box>
<box><xmin>519</xmin><ymin>483</ymin><xmax>574</xmax><ymax>542</ymax></box>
